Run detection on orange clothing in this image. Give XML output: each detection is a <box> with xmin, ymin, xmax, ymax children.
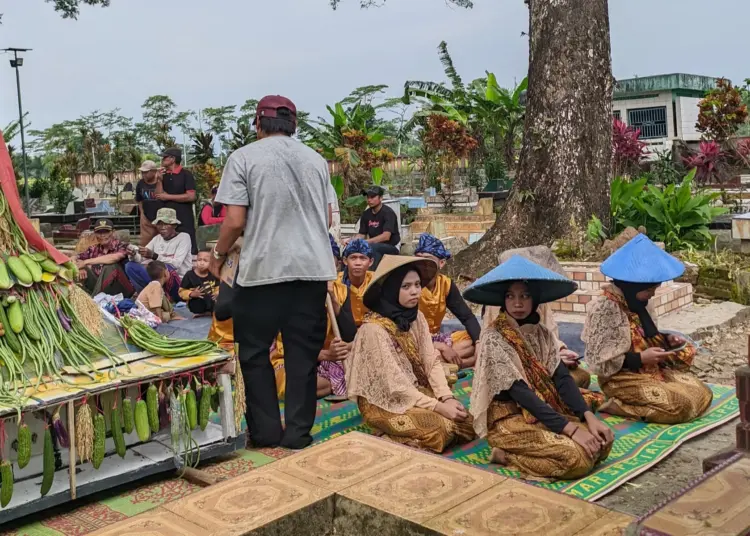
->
<box><xmin>208</xmin><ymin>317</ymin><xmax>234</xmax><ymax>352</ymax></box>
<box><xmin>419</xmin><ymin>273</ymin><xmax>453</xmax><ymax>335</ymax></box>
<box><xmin>337</xmin><ymin>271</ymin><xmax>373</xmax><ymax>327</ymax></box>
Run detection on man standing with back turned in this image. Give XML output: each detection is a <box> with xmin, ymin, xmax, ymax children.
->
<box><xmin>210</xmin><ymin>95</ymin><xmax>336</xmax><ymax>450</ymax></box>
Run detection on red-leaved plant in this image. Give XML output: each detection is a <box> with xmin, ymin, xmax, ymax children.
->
<box><xmin>682</xmin><ymin>140</ymin><xmax>728</xmax><ymax>185</ymax></box>
<box><xmin>612</xmin><ymin>118</ymin><xmax>647</xmax><ymax>177</ymax></box>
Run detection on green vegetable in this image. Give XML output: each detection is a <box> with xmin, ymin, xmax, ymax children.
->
<box><xmin>6</xmin><ymin>301</ymin><xmax>22</xmax><ymax>334</ymax></box>
<box><xmin>1</xmin><ymin>461</ymin><xmax>13</xmax><ymax>507</ymax></box>
<box><xmin>212</xmin><ymin>385</ymin><xmax>223</xmax><ymax>413</ymax></box>
<box><xmin>122</xmin><ymin>398</ymin><xmax>134</xmax><ymax>434</ymax></box>
<box><xmin>93</xmin><ymin>413</ymin><xmax>106</xmax><ymax>469</ymax></box>
<box><xmin>0</xmin><ymin>259</ymin><xmax>11</xmax><ymax>290</ymax></box>
<box><xmin>0</xmin><ymin>303</ymin><xmax>21</xmax><ymax>354</ymax></box>
<box><xmin>146</xmin><ymin>385</ymin><xmax>159</xmax><ymax>433</ymax></box>
<box><xmin>21</xmin><ymin>301</ymin><xmax>41</xmax><ymax>341</ymax></box>
<box><xmin>120</xmin><ymin>317</ymin><xmax>218</xmax><ymax>357</ymax></box>
<box><xmin>199</xmin><ymin>384</ymin><xmax>211</xmax><ymax>431</ymax></box>
<box><xmin>40</xmin><ymin>428</ymin><xmax>54</xmax><ymax>496</ymax></box>
<box><xmin>39</xmin><ymin>259</ymin><xmax>60</xmax><ymax>274</ymax></box>
<box><xmin>6</xmin><ymin>256</ymin><xmax>32</xmax><ymax>286</ymax></box>
<box><xmin>186</xmin><ymin>388</ymin><xmax>197</xmax><ymax>430</ymax></box>
<box><xmin>16</xmin><ymin>424</ymin><xmax>30</xmax><ymax>469</ymax></box>
<box><xmin>111</xmin><ymin>406</ymin><xmax>126</xmax><ymax>458</ymax></box>
<box><xmin>19</xmin><ymin>254</ymin><xmax>42</xmax><ymax>283</ymax></box>
<box><xmin>135</xmin><ymin>400</ymin><xmax>150</xmax><ymax>442</ymax></box>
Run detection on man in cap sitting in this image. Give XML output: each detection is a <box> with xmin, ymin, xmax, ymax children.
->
<box><xmin>126</xmin><ymin>207</ymin><xmax>192</xmax><ymax>302</ymax></box>
<box><xmin>346</xmin><ymin>185</ymin><xmax>400</xmax><ymax>269</ymax></box>
<box><xmin>73</xmin><ymin>219</ymin><xmax>134</xmax><ymax>297</ymax></box>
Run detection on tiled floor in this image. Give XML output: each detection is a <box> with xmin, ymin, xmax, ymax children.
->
<box><xmin>636</xmin><ymin>456</ymin><xmax>750</xmax><ymax>536</ymax></box>
<box><xmin>90</xmin><ymin>432</ymin><xmax>641</xmax><ymax>535</ymax></box>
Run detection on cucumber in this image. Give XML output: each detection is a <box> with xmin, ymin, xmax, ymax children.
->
<box><xmin>7</xmin><ymin>301</ymin><xmax>22</xmax><ymax>334</ymax></box>
<box><xmin>6</xmin><ymin>256</ymin><xmax>32</xmax><ymax>286</ymax></box>
<box><xmin>19</xmin><ymin>255</ymin><xmax>42</xmax><ymax>283</ymax></box>
<box><xmin>135</xmin><ymin>400</ymin><xmax>151</xmax><ymax>442</ymax></box>
<box><xmin>39</xmin><ymin>259</ymin><xmax>60</xmax><ymax>274</ymax></box>
<box><xmin>0</xmin><ymin>259</ymin><xmax>11</xmax><ymax>290</ymax></box>
<box><xmin>0</xmin><ymin>302</ymin><xmax>21</xmax><ymax>354</ymax></box>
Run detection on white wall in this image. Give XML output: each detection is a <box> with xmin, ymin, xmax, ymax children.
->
<box><xmin>677</xmin><ymin>96</ymin><xmax>702</xmax><ymax>141</ymax></box>
<box><xmin>613</xmin><ymin>92</ymin><xmax>674</xmax><ymax>140</ymax></box>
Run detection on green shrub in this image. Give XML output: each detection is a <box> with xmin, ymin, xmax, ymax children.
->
<box><xmin>611</xmin><ymin>169</ymin><xmax>727</xmax><ymax>251</ymax></box>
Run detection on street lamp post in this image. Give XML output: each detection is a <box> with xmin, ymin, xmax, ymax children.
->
<box><xmin>3</xmin><ymin>47</ymin><xmax>32</xmax><ymax>213</ymax></box>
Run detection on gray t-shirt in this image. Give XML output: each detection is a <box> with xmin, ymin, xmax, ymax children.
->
<box><xmin>216</xmin><ymin>136</ymin><xmax>336</xmax><ymax>287</ymax></box>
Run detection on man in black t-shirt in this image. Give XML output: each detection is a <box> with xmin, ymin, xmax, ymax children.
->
<box><xmin>156</xmin><ymin>147</ymin><xmax>198</xmax><ymax>254</ymax></box>
<box><xmin>350</xmin><ymin>185</ymin><xmax>400</xmax><ymax>269</ymax></box>
<box><xmin>135</xmin><ymin>160</ymin><xmax>160</xmax><ymax>246</ymax></box>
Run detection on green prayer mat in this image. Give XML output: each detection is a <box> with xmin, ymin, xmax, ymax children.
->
<box><xmin>280</xmin><ymin>370</ymin><xmax>739</xmax><ymax>502</ymax></box>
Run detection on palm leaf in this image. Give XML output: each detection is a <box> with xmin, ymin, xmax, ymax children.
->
<box><xmin>438</xmin><ymin>41</ymin><xmax>464</xmax><ymax>93</ymax></box>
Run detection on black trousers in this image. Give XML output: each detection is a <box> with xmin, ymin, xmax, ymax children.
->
<box><xmin>370</xmin><ymin>243</ymin><xmax>400</xmax><ymax>269</ymax></box>
<box><xmin>232</xmin><ymin>280</ymin><xmax>327</xmax><ymax>449</ymax></box>
<box><xmin>187</xmin><ymin>295</ymin><xmax>214</xmax><ymax>314</ymax></box>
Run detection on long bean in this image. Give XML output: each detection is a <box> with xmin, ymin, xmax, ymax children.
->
<box><xmin>121</xmin><ymin>317</ymin><xmax>218</xmax><ymax>357</ymax></box>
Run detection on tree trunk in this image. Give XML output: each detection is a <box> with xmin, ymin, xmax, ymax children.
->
<box><xmin>448</xmin><ymin>0</ymin><xmax>613</xmax><ymax>279</ymax></box>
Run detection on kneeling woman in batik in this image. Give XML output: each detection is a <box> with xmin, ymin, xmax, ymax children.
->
<box><xmin>583</xmin><ymin>235</ymin><xmax>712</xmax><ymax>424</ymax></box>
<box><xmin>345</xmin><ymin>255</ymin><xmax>476</xmax><ymax>453</ymax></box>
<box><xmin>466</xmin><ymin>256</ymin><xmax>614</xmax><ymax>479</ymax></box>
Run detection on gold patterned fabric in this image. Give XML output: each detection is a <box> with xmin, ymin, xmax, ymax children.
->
<box><xmin>583</xmin><ymin>284</ymin><xmax>712</xmax><ymax>424</ymax></box>
<box><xmin>208</xmin><ymin>317</ymin><xmax>234</xmax><ymax>351</ymax></box>
<box><xmin>486</xmin><ymin>400</ymin><xmax>612</xmax><ymax>479</ymax></box>
<box><xmin>346</xmin><ymin>311</ymin><xmax>453</xmax><ymax>414</ymax></box>
<box><xmin>358</xmin><ymin>387</ymin><xmax>476</xmax><ymax>454</ymax></box>
<box><xmin>338</xmin><ymin>271</ymin><xmax>373</xmax><ymax>327</ymax></box>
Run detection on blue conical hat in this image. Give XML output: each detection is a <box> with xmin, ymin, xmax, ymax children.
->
<box><xmin>463</xmin><ymin>255</ymin><xmax>577</xmax><ymax>306</ymax></box>
<box><xmin>600</xmin><ymin>234</ymin><xmax>684</xmax><ymax>284</ymax></box>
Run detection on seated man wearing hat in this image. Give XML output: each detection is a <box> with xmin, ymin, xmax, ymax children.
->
<box><xmin>73</xmin><ymin>219</ymin><xmax>135</xmax><ymax>297</ymax></box>
<box><xmin>126</xmin><ymin>208</ymin><xmax>192</xmax><ymax>302</ymax></box>
<box><xmin>338</xmin><ymin>238</ymin><xmax>375</xmax><ymax>326</ymax></box>
<box><xmin>135</xmin><ymin>160</ymin><xmax>161</xmax><ymax>246</ymax></box>
<box><xmin>414</xmin><ymin>233</ymin><xmax>481</xmax><ymax>369</ymax></box>
<box><xmin>583</xmin><ymin>234</ymin><xmax>712</xmax><ymax>424</ymax></box>
<box><xmin>347</xmin><ymin>185</ymin><xmax>400</xmax><ymax>269</ymax></box>
<box><xmin>467</xmin><ymin>256</ymin><xmax>612</xmax><ymax>479</ymax></box>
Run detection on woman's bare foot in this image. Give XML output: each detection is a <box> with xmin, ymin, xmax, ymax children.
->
<box><xmin>490</xmin><ymin>447</ymin><xmax>508</xmax><ymax>465</ymax></box>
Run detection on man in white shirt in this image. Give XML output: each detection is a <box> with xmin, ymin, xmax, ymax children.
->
<box><xmin>125</xmin><ymin>208</ymin><xmax>193</xmax><ymax>302</ymax></box>
<box><xmin>210</xmin><ymin>95</ymin><xmax>336</xmax><ymax>450</ymax></box>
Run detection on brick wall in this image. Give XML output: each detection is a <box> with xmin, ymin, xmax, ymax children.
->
<box><xmin>550</xmin><ymin>261</ymin><xmax>694</xmax><ymax>317</ymax></box>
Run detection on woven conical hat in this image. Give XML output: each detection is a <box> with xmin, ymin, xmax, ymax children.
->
<box><xmin>363</xmin><ymin>255</ymin><xmax>438</xmax><ymax>303</ymax></box>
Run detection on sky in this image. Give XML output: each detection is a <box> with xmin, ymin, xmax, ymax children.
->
<box><xmin>0</xmin><ymin>0</ymin><xmax>748</xmax><ymax>137</ymax></box>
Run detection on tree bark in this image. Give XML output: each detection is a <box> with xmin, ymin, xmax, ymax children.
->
<box><xmin>448</xmin><ymin>0</ymin><xmax>613</xmax><ymax>279</ymax></box>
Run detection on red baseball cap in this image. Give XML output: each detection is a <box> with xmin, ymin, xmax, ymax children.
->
<box><xmin>256</xmin><ymin>95</ymin><xmax>297</xmax><ymax>122</ymax></box>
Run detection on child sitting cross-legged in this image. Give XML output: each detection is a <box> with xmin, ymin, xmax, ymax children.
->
<box><xmin>178</xmin><ymin>249</ymin><xmax>219</xmax><ymax>316</ymax></box>
<box><xmin>138</xmin><ymin>261</ymin><xmax>179</xmax><ymax>323</ymax></box>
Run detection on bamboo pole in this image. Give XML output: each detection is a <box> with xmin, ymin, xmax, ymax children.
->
<box><xmin>326</xmin><ymin>294</ymin><xmax>341</xmax><ymax>340</ymax></box>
